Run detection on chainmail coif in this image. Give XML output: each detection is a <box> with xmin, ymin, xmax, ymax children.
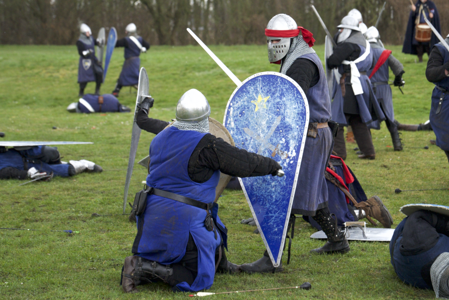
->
<box><xmin>172</xmin><ymin>118</ymin><xmax>209</xmax><ymax>134</ymax></box>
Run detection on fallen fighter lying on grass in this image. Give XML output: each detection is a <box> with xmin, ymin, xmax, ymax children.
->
<box><xmin>0</xmin><ymin>145</ymin><xmax>102</xmax><ymax>181</ymax></box>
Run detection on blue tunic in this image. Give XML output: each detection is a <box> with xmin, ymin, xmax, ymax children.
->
<box><xmin>118</xmin><ymin>37</ymin><xmax>142</xmax><ymax>86</ymax></box>
<box><xmin>429</xmin><ymin>44</ymin><xmax>449</xmax><ymax>151</ymax></box>
<box><xmin>78</xmin><ymin>94</ymin><xmax>123</xmax><ymax>113</ymax></box>
<box><xmin>134</xmin><ymin>126</ymin><xmax>224</xmax><ymax>292</ymax></box>
<box><xmin>0</xmin><ymin>146</ymin><xmax>70</xmax><ymax>177</ymax></box>
<box><xmin>368</xmin><ymin>46</ymin><xmax>395</xmax><ymax>129</ymax></box>
<box><xmin>331</xmin><ymin>44</ymin><xmax>385</xmax><ymax>125</ymax></box>
<box><xmin>390</xmin><ymin>217</ymin><xmax>449</xmax><ymax>289</ymax></box>
<box><xmin>77</xmin><ymin>37</ymin><xmax>96</xmax><ymax>83</ymax></box>
<box><xmin>290</xmin><ymin>53</ymin><xmax>333</xmax><ymax>215</ymax></box>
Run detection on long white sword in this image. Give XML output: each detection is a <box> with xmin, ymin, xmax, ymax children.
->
<box><xmin>423</xmin><ymin>14</ymin><xmax>449</xmax><ymax>52</ymax></box>
<box><xmin>187</xmin><ymin>28</ymin><xmax>242</xmax><ymax>87</ymax></box>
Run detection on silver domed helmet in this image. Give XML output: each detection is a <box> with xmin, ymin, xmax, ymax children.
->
<box><xmin>173</xmin><ymin>89</ymin><xmax>211</xmax><ymax>133</ymax></box>
<box><xmin>337</xmin><ymin>16</ymin><xmax>360</xmax><ymax>44</ymax></box>
<box><xmin>80</xmin><ymin>23</ymin><xmax>91</xmax><ymax>36</ymax></box>
<box><xmin>67</xmin><ymin>102</ymin><xmax>80</xmax><ymax>113</ymax></box>
<box><xmin>348</xmin><ymin>8</ymin><xmax>363</xmax><ymax>23</ymax></box>
<box><xmin>265</xmin><ymin>14</ymin><xmax>297</xmax><ymax>63</ymax></box>
<box><xmin>126</xmin><ymin>23</ymin><xmax>137</xmax><ymax>35</ymax></box>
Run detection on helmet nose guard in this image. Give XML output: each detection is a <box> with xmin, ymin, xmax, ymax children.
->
<box><xmin>176</xmin><ymin>89</ymin><xmax>211</xmax><ymax>122</ymax></box>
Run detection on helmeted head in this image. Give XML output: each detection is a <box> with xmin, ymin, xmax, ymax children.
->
<box><xmin>67</xmin><ymin>102</ymin><xmax>80</xmax><ymax>113</ymax></box>
<box><xmin>431</xmin><ymin>252</ymin><xmax>449</xmax><ymax>299</ymax></box>
<box><xmin>365</xmin><ymin>26</ymin><xmax>380</xmax><ymax>43</ymax></box>
<box><xmin>337</xmin><ymin>16</ymin><xmax>360</xmax><ymax>43</ymax></box>
<box><xmin>359</xmin><ymin>23</ymin><xmax>368</xmax><ymax>35</ymax></box>
<box><xmin>265</xmin><ymin>14</ymin><xmax>298</xmax><ymax>63</ymax></box>
<box><xmin>173</xmin><ymin>89</ymin><xmax>211</xmax><ymax>133</ymax></box>
<box><xmin>80</xmin><ymin>23</ymin><xmax>92</xmax><ymax>36</ymax></box>
<box><xmin>125</xmin><ymin>23</ymin><xmax>137</xmax><ymax>35</ymax></box>
<box><xmin>348</xmin><ymin>8</ymin><xmax>363</xmax><ymax>23</ymax></box>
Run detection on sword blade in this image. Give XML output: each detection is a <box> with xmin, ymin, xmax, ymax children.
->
<box><xmin>123</xmin><ymin>122</ymin><xmax>141</xmax><ymax>213</ymax></box>
<box><xmin>375</xmin><ymin>2</ymin><xmax>387</xmax><ymax>28</ymax></box>
<box><xmin>187</xmin><ymin>28</ymin><xmax>242</xmax><ymax>87</ymax></box>
<box><xmin>423</xmin><ymin>14</ymin><xmax>449</xmax><ymax>52</ymax></box>
<box><xmin>310</xmin><ymin>5</ymin><xmax>337</xmax><ymax>48</ymax></box>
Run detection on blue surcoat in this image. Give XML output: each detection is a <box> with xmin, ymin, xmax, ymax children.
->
<box><xmin>429</xmin><ymin>43</ymin><xmax>449</xmax><ymax>151</ymax></box>
<box><xmin>118</xmin><ymin>37</ymin><xmax>142</xmax><ymax>86</ymax></box>
<box><xmin>0</xmin><ymin>146</ymin><xmax>70</xmax><ymax>177</ymax></box>
<box><xmin>368</xmin><ymin>46</ymin><xmax>395</xmax><ymax>129</ymax></box>
<box><xmin>133</xmin><ymin>126</ymin><xmax>225</xmax><ymax>292</ymax></box>
<box><xmin>77</xmin><ymin>37</ymin><xmax>96</xmax><ymax>83</ymax></box>
<box><xmin>289</xmin><ymin>53</ymin><xmax>333</xmax><ymax>215</ymax></box>
<box><xmin>390</xmin><ymin>217</ymin><xmax>449</xmax><ymax>289</ymax></box>
<box><xmin>78</xmin><ymin>94</ymin><xmax>123</xmax><ymax>113</ymax></box>
<box><xmin>331</xmin><ymin>43</ymin><xmax>385</xmax><ymax>125</ymax></box>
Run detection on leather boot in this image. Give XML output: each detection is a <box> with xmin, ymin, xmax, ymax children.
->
<box><xmin>387</xmin><ymin>122</ymin><xmax>402</xmax><ymax>151</ymax></box>
<box><xmin>122</xmin><ymin>256</ymin><xmax>139</xmax><ymax>293</ymax></box>
<box><xmin>310</xmin><ymin>209</ymin><xmax>350</xmax><ymax>254</ymax></box>
<box><xmin>240</xmin><ymin>250</ymin><xmax>283</xmax><ymax>274</ymax></box>
<box><xmin>135</xmin><ymin>256</ymin><xmax>173</xmax><ymax>283</ymax></box>
<box><xmin>216</xmin><ymin>246</ymin><xmax>241</xmax><ymax>274</ymax></box>
<box><xmin>354</xmin><ymin>196</ymin><xmax>393</xmax><ymax>228</ymax></box>
<box><xmin>418</xmin><ymin>121</ymin><xmax>432</xmax><ymax>131</ymax></box>
<box><xmin>395</xmin><ymin>120</ymin><xmax>418</xmax><ymax>131</ymax></box>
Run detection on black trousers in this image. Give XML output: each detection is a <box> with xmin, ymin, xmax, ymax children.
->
<box><xmin>166</xmin><ymin>234</ymin><xmax>227</xmax><ymax>291</ymax></box>
<box><xmin>333</xmin><ymin>114</ymin><xmax>375</xmax><ymax>159</ymax></box>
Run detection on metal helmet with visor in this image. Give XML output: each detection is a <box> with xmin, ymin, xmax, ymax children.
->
<box><xmin>265</xmin><ymin>14</ymin><xmax>297</xmax><ymax>63</ymax></box>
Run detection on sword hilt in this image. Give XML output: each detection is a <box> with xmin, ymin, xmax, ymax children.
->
<box><xmin>276</xmin><ymin>170</ymin><xmax>285</xmax><ymax>177</ymax></box>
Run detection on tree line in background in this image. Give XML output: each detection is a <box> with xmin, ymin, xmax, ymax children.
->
<box><xmin>1</xmin><ymin>0</ymin><xmax>448</xmax><ymax>46</ymax></box>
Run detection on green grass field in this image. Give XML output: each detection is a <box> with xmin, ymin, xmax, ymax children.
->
<box><xmin>0</xmin><ymin>44</ymin><xmax>446</xmax><ymax>299</ymax></box>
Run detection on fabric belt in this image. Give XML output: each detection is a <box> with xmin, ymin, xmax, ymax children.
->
<box><xmin>372</xmin><ymin>81</ymin><xmax>388</xmax><ymax>87</ymax></box>
<box><xmin>152</xmin><ymin>188</ymin><xmax>213</xmax><ymax>211</ymax></box>
<box><xmin>436</xmin><ymin>86</ymin><xmax>449</xmax><ymax>115</ymax></box>
<box><xmin>307</xmin><ymin>122</ymin><xmax>328</xmax><ymax>138</ymax></box>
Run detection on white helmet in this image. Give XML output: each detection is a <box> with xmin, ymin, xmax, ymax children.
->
<box><xmin>359</xmin><ymin>23</ymin><xmax>368</xmax><ymax>34</ymax></box>
<box><xmin>348</xmin><ymin>8</ymin><xmax>363</xmax><ymax>23</ymax></box>
<box><xmin>265</xmin><ymin>14</ymin><xmax>297</xmax><ymax>63</ymax></box>
<box><xmin>80</xmin><ymin>23</ymin><xmax>91</xmax><ymax>35</ymax></box>
<box><xmin>337</xmin><ymin>16</ymin><xmax>360</xmax><ymax>44</ymax></box>
<box><xmin>365</xmin><ymin>26</ymin><xmax>380</xmax><ymax>43</ymax></box>
<box><xmin>125</xmin><ymin>23</ymin><xmax>137</xmax><ymax>34</ymax></box>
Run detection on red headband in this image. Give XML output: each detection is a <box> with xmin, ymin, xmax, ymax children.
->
<box><xmin>265</xmin><ymin>26</ymin><xmax>315</xmax><ymax>47</ymax></box>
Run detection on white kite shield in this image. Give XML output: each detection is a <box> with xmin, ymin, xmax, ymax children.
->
<box><xmin>223</xmin><ymin>71</ymin><xmax>309</xmax><ymax>267</ymax></box>
<box><xmin>400</xmin><ymin>203</ymin><xmax>449</xmax><ymax>217</ymax></box>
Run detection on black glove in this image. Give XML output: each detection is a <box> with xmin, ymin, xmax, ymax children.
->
<box><xmin>394</xmin><ymin>71</ymin><xmax>405</xmax><ymax>87</ymax></box>
<box><xmin>137</xmin><ymin>97</ymin><xmax>154</xmax><ymax>114</ymax></box>
<box><xmin>271</xmin><ymin>162</ymin><xmax>282</xmax><ymax>176</ymax></box>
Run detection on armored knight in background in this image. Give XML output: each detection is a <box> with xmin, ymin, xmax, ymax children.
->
<box><xmin>239</xmin><ymin>13</ymin><xmax>350</xmax><ymax>275</ymax></box>
<box><xmin>121</xmin><ymin>89</ymin><xmax>282</xmax><ymax>293</ymax></box>
<box><xmin>328</xmin><ymin>16</ymin><xmax>385</xmax><ymax>160</ymax></box>
<box><xmin>112</xmin><ymin>23</ymin><xmax>150</xmax><ymax>97</ymax></box>
<box><xmin>67</xmin><ymin>94</ymin><xmax>131</xmax><ymax>113</ymax></box>
<box><xmin>76</xmin><ymin>23</ymin><xmax>103</xmax><ymax>96</ymax></box>
<box><xmin>425</xmin><ymin>33</ymin><xmax>449</xmax><ymax>162</ymax></box>
<box><xmin>365</xmin><ymin>26</ymin><xmax>405</xmax><ymax>151</ymax></box>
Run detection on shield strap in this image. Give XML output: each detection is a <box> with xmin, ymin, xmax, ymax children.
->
<box><xmin>369</xmin><ymin>49</ymin><xmax>392</xmax><ymax>79</ymax></box>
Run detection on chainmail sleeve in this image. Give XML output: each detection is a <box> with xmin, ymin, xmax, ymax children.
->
<box><xmin>188</xmin><ymin>134</ymin><xmax>281</xmax><ymax>183</ymax></box>
<box><xmin>388</xmin><ymin>54</ymin><xmax>404</xmax><ymax>76</ymax></box>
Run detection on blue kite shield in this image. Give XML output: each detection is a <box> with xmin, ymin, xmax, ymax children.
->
<box><xmin>103</xmin><ymin>27</ymin><xmax>117</xmax><ymax>81</ymax></box>
<box><xmin>223</xmin><ymin>72</ymin><xmax>309</xmax><ymax>267</ymax></box>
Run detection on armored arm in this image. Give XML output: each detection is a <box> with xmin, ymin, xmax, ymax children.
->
<box><xmin>426</xmin><ymin>47</ymin><xmax>449</xmax><ymax>83</ymax></box>
<box><xmin>115</xmin><ymin>38</ymin><xmax>127</xmax><ymax>48</ymax></box>
<box><xmin>76</xmin><ymin>40</ymin><xmax>92</xmax><ymax>57</ymax></box>
<box><xmin>388</xmin><ymin>54</ymin><xmax>404</xmax><ymax>77</ymax></box>
<box><xmin>326</xmin><ymin>43</ymin><xmax>360</xmax><ymax>69</ymax></box>
<box><xmin>135</xmin><ymin>98</ymin><xmax>170</xmax><ymax>134</ymax></box>
<box><xmin>188</xmin><ymin>135</ymin><xmax>281</xmax><ymax>183</ymax></box>
<box><xmin>286</xmin><ymin>58</ymin><xmax>319</xmax><ymax>94</ymax></box>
